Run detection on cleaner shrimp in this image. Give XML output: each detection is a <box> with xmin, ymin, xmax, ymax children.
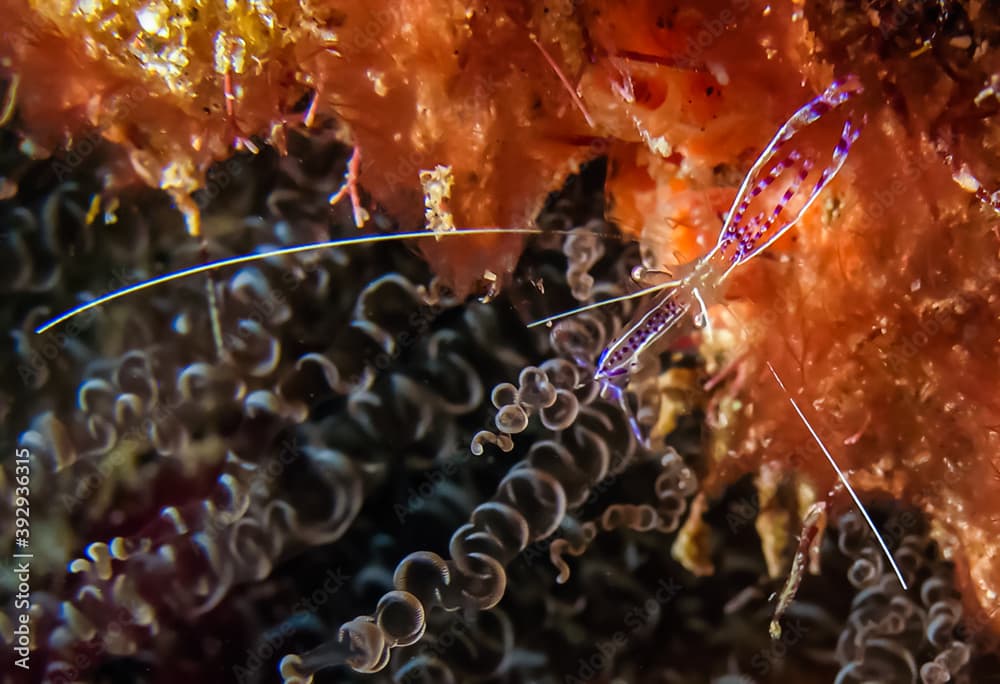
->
<box><xmin>31</xmin><ymin>73</ymin><xmax>907</xmax><ymax>655</ymax></box>
<box><xmin>529</xmin><ymin>75</ymin><xmax>866</xmax><ymax>444</ymax></box>
<box><xmin>523</xmin><ymin>74</ymin><xmax>912</xmax><ymax>625</ymax></box>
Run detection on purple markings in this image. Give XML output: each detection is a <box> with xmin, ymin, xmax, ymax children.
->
<box><xmin>592</xmin><ymin>76</ymin><xmax>866</xmax><ymax>446</ymax></box>
<box><xmin>716</xmin><ymin>77</ymin><xmax>865</xmax><ymax>268</ymax></box>
<box><xmin>722</xmin><ymin>151</ymin><xmax>804</xmax><ymax>248</ymax></box>
<box><xmin>596</xmin><ymin>292</ymin><xmax>685</xmax><ymax>379</ymax></box>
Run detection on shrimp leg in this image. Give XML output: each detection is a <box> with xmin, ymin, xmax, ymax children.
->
<box><xmin>599</xmin><ymin>380</ymin><xmax>647</xmax><ymax>447</ymax></box>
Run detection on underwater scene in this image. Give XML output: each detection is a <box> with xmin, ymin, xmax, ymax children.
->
<box><xmin>2</xmin><ymin>1</ymin><xmax>1000</xmax><ymax>683</ymax></box>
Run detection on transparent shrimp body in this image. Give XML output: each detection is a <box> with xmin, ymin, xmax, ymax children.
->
<box><xmin>596</xmin><ymin>255</ymin><xmax>723</xmax><ymax>379</ymax></box>
<box><xmin>594</xmin><ymin>75</ymin><xmax>867</xmax><ymax>444</ymax></box>
<box><xmin>594</xmin><ymin>253</ymin><xmax>728</xmax><ymax>442</ymax></box>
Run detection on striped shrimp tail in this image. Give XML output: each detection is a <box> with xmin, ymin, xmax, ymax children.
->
<box><xmin>717</xmin><ymin>76</ymin><xmax>866</xmax><ymax>270</ymax></box>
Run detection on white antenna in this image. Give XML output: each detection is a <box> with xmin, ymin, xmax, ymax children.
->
<box><xmin>526</xmin><ymin>279</ymin><xmax>679</xmax><ymax>328</ymax></box>
<box><xmin>765</xmin><ymin>361</ymin><xmax>908</xmax><ymax>591</ymax></box>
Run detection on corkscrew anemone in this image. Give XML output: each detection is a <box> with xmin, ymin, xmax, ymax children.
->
<box><xmin>4</xmin><ymin>119</ymin><xmax>1000</xmax><ymax>683</ymax></box>
<box><xmin>3</xmin><ymin>0</ymin><xmax>1000</xmax><ymax>682</ymax></box>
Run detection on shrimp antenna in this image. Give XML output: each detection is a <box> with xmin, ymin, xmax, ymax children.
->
<box><xmin>526</xmin><ymin>278</ymin><xmax>681</xmax><ymax>328</ymax></box>
<box><xmin>765</xmin><ymin>361</ymin><xmax>908</xmax><ymax>590</ymax></box>
<box><xmin>713</xmin><ymin>299</ymin><xmax>907</xmax><ymax>591</ymax></box>
<box><xmin>35</xmin><ymin>227</ymin><xmax>589</xmax><ymax>335</ymax></box>
<box><xmin>528</xmin><ymin>34</ymin><xmax>596</xmax><ymax>129</ymax></box>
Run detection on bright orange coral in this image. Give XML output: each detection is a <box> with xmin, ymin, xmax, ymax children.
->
<box><xmin>0</xmin><ymin>0</ymin><xmax>599</xmax><ymax>290</ymax></box>
<box><xmin>584</xmin><ymin>0</ymin><xmax>1000</xmax><ymax>639</ymax></box>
